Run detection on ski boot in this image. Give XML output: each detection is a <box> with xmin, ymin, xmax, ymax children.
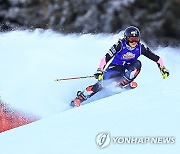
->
<box><xmin>70</xmin><ymin>91</ymin><xmax>87</xmax><ymax>107</ymax></box>
<box><xmin>117</xmin><ymin>77</ymin><xmax>138</xmax><ymax>89</ymax></box>
<box><xmin>117</xmin><ymin>76</ymin><xmax>130</xmax><ymax>87</ymax></box>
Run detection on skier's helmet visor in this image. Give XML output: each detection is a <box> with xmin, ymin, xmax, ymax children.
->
<box><xmin>128</xmin><ymin>36</ymin><xmax>139</xmax><ymax>43</ymax></box>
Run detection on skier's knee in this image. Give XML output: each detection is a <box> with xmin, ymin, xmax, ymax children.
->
<box><xmin>124</xmin><ymin>60</ymin><xmax>141</xmax><ymax>80</ymax></box>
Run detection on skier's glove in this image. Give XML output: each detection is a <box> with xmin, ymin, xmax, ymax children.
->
<box><xmin>159</xmin><ymin>66</ymin><xmax>169</xmax><ymax>79</ymax></box>
<box><xmin>94</xmin><ymin>68</ymin><xmax>103</xmax><ymax>81</ymax></box>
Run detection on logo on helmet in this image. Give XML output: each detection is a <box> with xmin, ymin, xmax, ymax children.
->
<box><xmin>131</xmin><ymin>31</ymin><xmax>138</xmax><ymax>36</ymax></box>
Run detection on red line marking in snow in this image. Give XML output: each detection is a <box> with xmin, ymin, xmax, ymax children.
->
<box><xmin>0</xmin><ymin>102</ymin><xmax>39</xmax><ymax>133</ymax></box>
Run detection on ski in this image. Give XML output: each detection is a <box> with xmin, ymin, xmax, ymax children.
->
<box><xmin>70</xmin><ymin>81</ymin><xmax>138</xmax><ymax>107</ymax></box>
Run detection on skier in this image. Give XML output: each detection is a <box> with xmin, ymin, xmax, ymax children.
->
<box><xmin>71</xmin><ymin>26</ymin><xmax>169</xmax><ymax>107</ymax></box>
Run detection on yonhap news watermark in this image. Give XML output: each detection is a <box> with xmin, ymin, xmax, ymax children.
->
<box><xmin>95</xmin><ymin>132</ymin><xmax>175</xmax><ymax>149</ymax></box>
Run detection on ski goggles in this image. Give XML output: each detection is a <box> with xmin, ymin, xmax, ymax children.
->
<box><xmin>128</xmin><ymin>37</ymin><xmax>140</xmax><ymax>43</ymax></box>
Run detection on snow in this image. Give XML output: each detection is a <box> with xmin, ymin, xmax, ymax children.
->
<box><xmin>0</xmin><ymin>30</ymin><xmax>180</xmax><ymax>154</ymax></box>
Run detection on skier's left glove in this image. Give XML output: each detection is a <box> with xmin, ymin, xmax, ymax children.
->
<box><xmin>159</xmin><ymin>66</ymin><xmax>169</xmax><ymax>79</ymax></box>
<box><xmin>94</xmin><ymin>68</ymin><xmax>103</xmax><ymax>81</ymax></box>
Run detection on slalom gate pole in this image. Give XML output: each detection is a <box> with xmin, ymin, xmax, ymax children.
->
<box><xmin>55</xmin><ymin>75</ymin><xmax>94</xmax><ymax>81</ymax></box>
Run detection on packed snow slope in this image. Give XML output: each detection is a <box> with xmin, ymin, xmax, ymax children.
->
<box><xmin>0</xmin><ymin>30</ymin><xmax>180</xmax><ymax>154</ymax></box>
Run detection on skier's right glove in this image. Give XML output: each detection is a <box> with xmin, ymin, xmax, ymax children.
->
<box><xmin>94</xmin><ymin>68</ymin><xmax>103</xmax><ymax>81</ymax></box>
<box><xmin>159</xmin><ymin>66</ymin><xmax>169</xmax><ymax>79</ymax></box>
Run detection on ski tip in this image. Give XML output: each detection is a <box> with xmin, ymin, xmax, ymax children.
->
<box><xmin>129</xmin><ymin>81</ymin><xmax>138</xmax><ymax>89</ymax></box>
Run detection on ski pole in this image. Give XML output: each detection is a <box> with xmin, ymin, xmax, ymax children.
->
<box><xmin>55</xmin><ymin>75</ymin><xmax>95</xmax><ymax>81</ymax></box>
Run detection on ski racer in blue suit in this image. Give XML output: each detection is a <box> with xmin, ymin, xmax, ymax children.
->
<box><xmin>71</xmin><ymin>26</ymin><xmax>169</xmax><ymax>107</ymax></box>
